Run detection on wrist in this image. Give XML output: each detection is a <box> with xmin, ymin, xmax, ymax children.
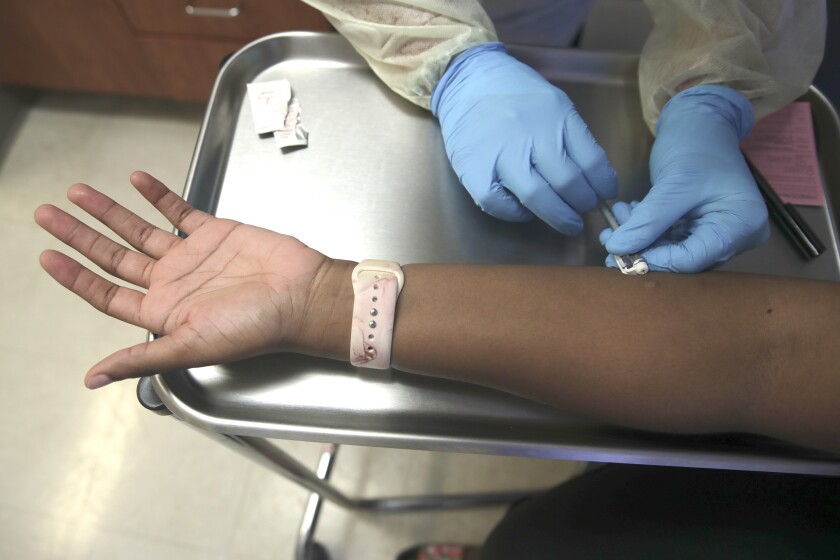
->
<box><xmin>657</xmin><ymin>84</ymin><xmax>755</xmax><ymax>141</ymax></box>
<box><xmin>430</xmin><ymin>41</ymin><xmax>507</xmax><ymax>117</ymax></box>
<box><xmin>293</xmin><ymin>258</ymin><xmax>356</xmax><ymax>361</ymax></box>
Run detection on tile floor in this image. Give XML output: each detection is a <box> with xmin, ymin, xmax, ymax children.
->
<box><xmin>0</xmin><ymin>90</ymin><xmax>584</xmax><ymax>560</ymax></box>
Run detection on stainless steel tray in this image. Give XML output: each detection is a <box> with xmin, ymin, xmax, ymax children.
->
<box><xmin>151</xmin><ymin>32</ymin><xmax>840</xmax><ymax>474</ymax></box>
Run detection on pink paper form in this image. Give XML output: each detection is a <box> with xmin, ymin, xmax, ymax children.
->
<box><xmin>741</xmin><ymin>101</ymin><xmax>825</xmax><ymax>207</ymax></box>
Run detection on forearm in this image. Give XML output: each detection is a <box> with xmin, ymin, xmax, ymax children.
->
<box><xmin>35</xmin><ymin>173</ymin><xmax>840</xmax><ymax>453</ymax></box>
<box><xmin>307</xmin><ymin>262</ymin><xmax>840</xmax><ymax>453</ymax></box>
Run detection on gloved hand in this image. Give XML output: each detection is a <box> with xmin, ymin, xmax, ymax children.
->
<box><xmin>601</xmin><ymin>85</ymin><xmax>770</xmax><ymax>273</ymax></box>
<box><xmin>431</xmin><ymin>42</ymin><xmax>616</xmax><ymax>235</ymax></box>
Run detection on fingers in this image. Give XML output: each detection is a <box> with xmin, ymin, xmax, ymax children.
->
<box><xmin>38</xmin><ymin>249</ymin><xmax>148</xmax><ymax>326</ymax></box>
<box><xmin>600</xmin><ymin>201</ymin><xmax>634</xmax><ymax>270</ymax></box>
<box><xmin>130</xmin><ymin>171</ymin><xmax>213</xmax><ymax>235</ymax></box>
<box><xmin>497</xmin><ymin>164</ymin><xmax>583</xmax><ymax>235</ymax></box>
<box><xmin>641</xmin><ymin>211</ymin><xmax>770</xmax><ymax>273</ymax></box>
<box><xmin>455</xmin><ymin>154</ymin><xmax>534</xmax><ymax>222</ymax></box>
<box><xmin>485</xmin><ymin>112</ymin><xmax>616</xmax><ymax>235</ymax></box>
<box><xmin>610</xmin><ymin>200</ymin><xmax>637</xmax><ymax>223</ymax></box>
<box><xmin>35</xmin><ymin>204</ymin><xmax>154</xmax><ymax>288</ymax></box>
<box><xmin>600</xmin><ymin>197</ymin><xmax>698</xmax><ymax>272</ymax></box>
<box><xmin>479</xmin><ymin>182</ymin><xmax>536</xmax><ymax>223</ymax></box>
<box><xmin>66</xmin><ymin>183</ymin><xmax>181</xmax><ymax>259</ymax></box>
<box><xmin>494</xmin><ymin>145</ymin><xmax>585</xmax><ymax>234</ymax></box>
<box><xmin>638</xmin><ymin>232</ymin><xmax>716</xmax><ymax>273</ymax></box>
<box><xmin>605</xmin><ymin>186</ymin><xmax>692</xmax><ymax>255</ymax></box>
<box><xmin>637</xmin><ymin>220</ymin><xmax>733</xmax><ymax>273</ymax></box>
<box><xmin>562</xmin><ymin>110</ymin><xmax>618</xmax><ymax>200</ymax></box>
<box><xmin>601</xmin><ymin>199</ymin><xmax>770</xmax><ymax>273</ymax></box>
<box><xmin>530</xmin><ymin>141</ymin><xmax>597</xmax><ymax>215</ymax></box>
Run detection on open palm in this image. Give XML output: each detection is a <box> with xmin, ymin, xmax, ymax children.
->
<box><xmin>35</xmin><ymin>171</ymin><xmax>329</xmax><ymax>388</ymax></box>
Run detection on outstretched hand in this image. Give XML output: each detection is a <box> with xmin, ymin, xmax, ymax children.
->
<box><xmin>35</xmin><ymin>171</ymin><xmax>334</xmax><ymax>389</ymax></box>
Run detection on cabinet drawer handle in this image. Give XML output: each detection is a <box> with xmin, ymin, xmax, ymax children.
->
<box><xmin>185</xmin><ymin>3</ymin><xmax>241</xmax><ymax>18</ymax></box>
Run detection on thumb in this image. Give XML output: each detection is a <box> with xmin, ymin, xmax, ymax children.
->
<box><xmin>85</xmin><ymin>333</ymin><xmax>196</xmax><ymax>388</ymax></box>
<box><xmin>605</xmin><ymin>184</ymin><xmax>692</xmax><ymax>255</ymax></box>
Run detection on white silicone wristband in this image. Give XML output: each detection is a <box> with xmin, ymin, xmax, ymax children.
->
<box><xmin>350</xmin><ymin>260</ymin><xmax>404</xmax><ymax>369</ymax></box>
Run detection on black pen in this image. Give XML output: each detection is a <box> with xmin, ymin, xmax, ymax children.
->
<box><xmin>742</xmin><ymin>151</ymin><xmax>825</xmax><ymax>260</ymax></box>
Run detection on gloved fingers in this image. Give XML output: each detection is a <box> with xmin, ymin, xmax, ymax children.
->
<box><xmin>604</xmin><ymin>185</ymin><xmax>695</xmax><ymax>256</ymax></box>
<box><xmin>530</xmin><ymin>140</ymin><xmax>598</xmax><ymax>214</ymax></box>
<box><xmin>457</xmin><ymin>162</ymin><xmax>534</xmax><ymax>222</ymax></box>
<box><xmin>637</xmin><ymin>222</ymin><xmax>734</xmax><ymax>273</ymax></box>
<box><xmin>562</xmin><ymin>109</ymin><xmax>618</xmax><ymax>200</ymax></box>
<box><xmin>638</xmin><ymin>207</ymin><xmax>769</xmax><ymax>273</ymax></box>
<box><xmin>600</xmin><ymin>201</ymin><xmax>632</xmax><ymax>266</ymax></box>
<box><xmin>497</xmin><ymin>164</ymin><xmax>584</xmax><ymax>234</ymax></box>
<box><xmin>600</xmin><ymin>202</ymin><xmax>644</xmax><ymax>270</ymax></box>
<box><xmin>613</xmin><ymin>207</ymin><xmax>769</xmax><ymax>273</ymax></box>
<box><xmin>608</xmin><ymin>200</ymin><xmax>638</xmax><ymax>224</ymax></box>
<box><xmin>605</xmin><ymin>237</ymin><xmax>675</xmax><ymax>272</ymax></box>
<box><xmin>477</xmin><ymin>181</ymin><xmax>535</xmax><ymax>222</ymax></box>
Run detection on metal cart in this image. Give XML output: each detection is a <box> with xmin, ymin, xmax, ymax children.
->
<box><xmin>137</xmin><ymin>32</ymin><xmax>840</xmax><ymax>560</ymax></box>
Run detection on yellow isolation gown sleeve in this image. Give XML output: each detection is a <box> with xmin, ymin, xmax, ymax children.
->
<box><xmin>299</xmin><ymin>0</ymin><xmax>497</xmax><ymax>109</ymax></box>
<box><xmin>639</xmin><ymin>0</ymin><xmax>826</xmax><ymax>132</ymax></box>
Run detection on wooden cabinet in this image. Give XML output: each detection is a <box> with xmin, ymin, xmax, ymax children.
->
<box><xmin>0</xmin><ymin>0</ymin><xmax>332</xmax><ymax>102</ymax></box>
<box><xmin>118</xmin><ymin>0</ymin><xmax>330</xmax><ymax>41</ymax></box>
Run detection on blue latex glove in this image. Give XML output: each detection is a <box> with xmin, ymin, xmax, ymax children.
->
<box><xmin>601</xmin><ymin>85</ymin><xmax>770</xmax><ymax>273</ymax></box>
<box><xmin>431</xmin><ymin>42</ymin><xmax>617</xmax><ymax>235</ymax></box>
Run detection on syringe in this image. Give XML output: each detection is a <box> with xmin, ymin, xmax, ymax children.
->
<box><xmin>598</xmin><ymin>201</ymin><xmax>649</xmax><ymax>276</ymax></box>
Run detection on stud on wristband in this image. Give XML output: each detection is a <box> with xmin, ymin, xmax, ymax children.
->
<box><xmin>350</xmin><ymin>260</ymin><xmax>404</xmax><ymax>369</ymax></box>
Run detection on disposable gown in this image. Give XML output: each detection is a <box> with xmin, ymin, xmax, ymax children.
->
<box><xmin>299</xmin><ymin>0</ymin><xmax>825</xmax><ymax>132</ymax></box>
